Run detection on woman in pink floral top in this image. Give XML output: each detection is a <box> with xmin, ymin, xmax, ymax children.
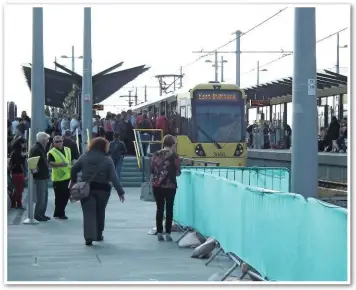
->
<box><xmin>150</xmin><ymin>135</ymin><xmax>181</xmax><ymax>242</ymax></box>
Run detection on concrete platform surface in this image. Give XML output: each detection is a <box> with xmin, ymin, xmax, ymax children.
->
<box><xmin>7</xmin><ymin>188</ymin><xmax>236</xmax><ymax>282</ymax></box>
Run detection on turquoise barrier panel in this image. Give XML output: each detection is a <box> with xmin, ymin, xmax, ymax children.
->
<box><xmin>174</xmin><ymin>171</ymin><xmax>348</xmax><ymax>281</ymax></box>
<box><xmin>302</xmin><ymin>198</ymin><xmax>348</xmax><ymax>281</ymax></box>
<box><xmin>173</xmin><ymin>171</ymin><xmax>193</xmax><ymax>227</ymax></box>
<box><xmin>183</xmin><ymin>167</ymin><xmax>290</xmax><ymax>192</ymax></box>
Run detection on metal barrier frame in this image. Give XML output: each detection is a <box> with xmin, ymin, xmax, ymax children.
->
<box><xmin>173</xmin><ymin>224</ymin><xmax>265</xmax><ymax>281</ymax></box>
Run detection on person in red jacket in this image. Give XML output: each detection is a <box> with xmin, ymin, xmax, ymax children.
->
<box><xmin>135</xmin><ymin>110</ymin><xmax>146</xmax><ymax>129</ymax></box>
<box><xmin>155</xmin><ymin>111</ymin><xmax>170</xmax><ymax>136</ymax></box>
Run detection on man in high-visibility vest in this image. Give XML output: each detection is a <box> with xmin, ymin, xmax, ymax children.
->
<box><xmin>48</xmin><ymin>135</ymin><xmax>73</xmax><ymax>219</ymax></box>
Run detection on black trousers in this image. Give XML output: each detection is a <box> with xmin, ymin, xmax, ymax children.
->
<box><xmin>153</xmin><ymin>187</ymin><xmax>176</xmax><ymax>234</ymax></box>
<box><xmin>52</xmin><ymin>179</ymin><xmax>70</xmax><ymax>217</ymax></box>
<box><xmin>80</xmin><ymin>189</ymin><xmax>110</xmax><ymax>241</ymax></box>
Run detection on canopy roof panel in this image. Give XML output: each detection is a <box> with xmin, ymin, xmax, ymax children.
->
<box><xmin>242</xmin><ymin>70</ymin><xmax>347</xmax><ymax>100</ymax></box>
<box><xmin>22</xmin><ymin>63</ymin><xmax>150</xmax><ymax>108</ymax></box>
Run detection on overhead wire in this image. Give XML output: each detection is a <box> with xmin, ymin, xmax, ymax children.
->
<box><xmin>119</xmin><ymin>7</ymin><xmax>288</xmax><ymax>101</ymax></box>
<box><xmin>121</xmin><ymin>7</ymin><xmax>289</xmax><ymax>98</ymax></box>
<box><xmin>243</xmin><ymin>27</ymin><xmax>348</xmax><ymax>74</ymax></box>
<box><xmin>175</xmin><ymin>7</ymin><xmax>289</xmax><ymax>73</ymax></box>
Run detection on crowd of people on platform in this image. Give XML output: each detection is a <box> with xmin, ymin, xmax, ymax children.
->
<box><xmin>246</xmin><ymin>116</ymin><xmax>347</xmax><ymax>153</ymax></box>
<box><xmin>318</xmin><ymin>116</ymin><xmax>347</xmax><ymax>153</ymax></box>
<box><xmin>7</xmin><ymin>108</ymin><xmax>180</xmax><ymax>246</ymax></box>
<box><xmin>246</xmin><ymin>121</ymin><xmax>292</xmax><ymax>150</ymax></box>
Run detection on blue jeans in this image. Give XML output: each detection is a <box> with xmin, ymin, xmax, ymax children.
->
<box><xmin>115</xmin><ymin>158</ymin><xmax>124</xmax><ymax>180</ymax></box>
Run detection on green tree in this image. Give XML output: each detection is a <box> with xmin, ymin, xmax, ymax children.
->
<box><xmin>44</xmin><ymin>106</ymin><xmax>50</xmax><ymax>117</ymax></box>
<box><xmin>63</xmin><ymin>84</ymin><xmax>79</xmax><ymax>117</ymax></box>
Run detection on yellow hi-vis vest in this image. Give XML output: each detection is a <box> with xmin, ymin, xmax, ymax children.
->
<box><xmin>48</xmin><ymin>146</ymin><xmax>72</xmax><ymax>182</ymax></box>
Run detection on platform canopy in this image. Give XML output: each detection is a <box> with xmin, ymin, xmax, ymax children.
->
<box><xmin>242</xmin><ymin>70</ymin><xmax>347</xmax><ymax>101</ymax></box>
<box><xmin>22</xmin><ymin>62</ymin><xmax>150</xmax><ymax>108</ymax></box>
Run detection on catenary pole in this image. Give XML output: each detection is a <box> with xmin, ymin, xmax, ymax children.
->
<box><xmin>291</xmin><ymin>8</ymin><xmax>318</xmax><ymax>198</ymax></box>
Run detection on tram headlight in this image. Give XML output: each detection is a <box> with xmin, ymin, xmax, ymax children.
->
<box><xmin>195</xmin><ymin>144</ymin><xmax>206</xmax><ymax>157</ymax></box>
<box><xmin>234</xmin><ymin>143</ymin><xmax>244</xmax><ymax>157</ymax></box>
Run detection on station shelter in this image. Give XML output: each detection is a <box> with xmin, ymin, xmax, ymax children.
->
<box><xmin>242</xmin><ymin>69</ymin><xmax>348</xmax><ymax>132</ymax></box>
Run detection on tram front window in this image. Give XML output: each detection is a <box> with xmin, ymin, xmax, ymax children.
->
<box><xmin>195</xmin><ymin>104</ymin><xmax>244</xmax><ymax>143</ymax></box>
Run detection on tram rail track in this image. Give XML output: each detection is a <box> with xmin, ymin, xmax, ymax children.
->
<box><xmin>317</xmin><ymin>179</ymin><xmax>347</xmax><ymax>208</ymax></box>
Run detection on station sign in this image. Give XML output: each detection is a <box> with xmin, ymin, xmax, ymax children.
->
<box><xmin>249</xmin><ymin>99</ymin><xmax>271</xmax><ymax>107</ymax></box>
<box><xmin>93</xmin><ymin>104</ymin><xmax>104</xmax><ymax>111</ymax></box>
<box><xmin>194</xmin><ymin>90</ymin><xmax>242</xmax><ymax>102</ymax></box>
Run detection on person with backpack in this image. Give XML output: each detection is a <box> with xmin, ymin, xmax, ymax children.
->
<box><xmin>104</xmin><ymin>113</ymin><xmax>114</xmax><ymax>142</ymax></box>
<box><xmin>109</xmin><ymin>133</ymin><xmax>127</xmax><ymax>180</ymax></box>
<box><xmin>150</xmin><ymin>135</ymin><xmax>181</xmax><ymax>242</ymax></box>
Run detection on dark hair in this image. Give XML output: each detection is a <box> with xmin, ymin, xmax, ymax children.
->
<box><xmin>163</xmin><ymin>134</ymin><xmax>175</xmax><ymax>148</ymax></box>
<box><xmin>11</xmin><ymin>137</ymin><xmax>25</xmax><ymax>151</ymax></box>
<box><xmin>64</xmin><ymin>130</ymin><xmax>72</xmax><ymax>137</ymax></box>
<box><xmin>88</xmin><ymin>137</ymin><xmax>108</xmax><ymax>153</ymax></box>
<box><xmin>142</xmin><ymin>113</ymin><xmax>148</xmax><ymax>119</ymax></box>
<box><xmin>114</xmin><ymin>132</ymin><xmax>120</xmax><ymax>139</ymax></box>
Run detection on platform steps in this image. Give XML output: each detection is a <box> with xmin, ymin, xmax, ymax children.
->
<box><xmin>120</xmin><ymin>157</ymin><xmax>142</xmax><ymax>188</ymax></box>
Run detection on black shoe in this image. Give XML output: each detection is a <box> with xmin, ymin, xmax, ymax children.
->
<box><xmin>15</xmin><ymin>203</ymin><xmax>26</xmax><ymax>210</ymax></box>
<box><xmin>35</xmin><ymin>216</ymin><xmax>47</xmax><ymax>222</ymax></box>
<box><xmin>58</xmin><ymin>216</ymin><xmax>68</xmax><ymax>220</ymax></box>
<box><xmin>97</xmin><ymin>235</ymin><xmax>104</xmax><ymax>242</ymax></box>
<box><xmin>44</xmin><ymin>216</ymin><xmax>51</xmax><ymax>220</ymax></box>
<box><xmin>85</xmin><ymin>239</ymin><xmax>93</xmax><ymax>246</ymax></box>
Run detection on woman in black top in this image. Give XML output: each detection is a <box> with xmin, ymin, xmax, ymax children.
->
<box><xmin>9</xmin><ymin>137</ymin><xmax>26</xmax><ymax>209</ymax></box>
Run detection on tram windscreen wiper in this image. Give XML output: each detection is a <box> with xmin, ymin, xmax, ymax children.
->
<box><xmin>196</xmin><ymin>124</ymin><xmax>222</xmax><ymax>149</ymax></box>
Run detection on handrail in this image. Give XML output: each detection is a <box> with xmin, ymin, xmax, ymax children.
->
<box><xmin>133</xmin><ymin>130</ymin><xmax>142</xmax><ymax>169</ymax></box>
<box><xmin>181</xmin><ymin>157</ymin><xmax>220</xmax><ymax>167</ymax></box>
<box><xmin>133</xmin><ymin>129</ymin><xmax>164</xmax><ymax>169</ymax></box>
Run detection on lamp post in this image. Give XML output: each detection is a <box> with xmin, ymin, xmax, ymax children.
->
<box><xmin>336</xmin><ymin>33</ymin><xmax>347</xmax><ymax>119</ymax></box>
<box><xmin>59</xmin><ymin>46</ymin><xmax>83</xmax><ymax>115</ymax></box>
<box><xmin>205</xmin><ymin>54</ymin><xmax>228</xmax><ymax>82</ymax></box>
<box><xmin>256</xmin><ymin>60</ymin><xmax>268</xmax><ymax>85</ymax></box>
<box><xmin>336</xmin><ymin>33</ymin><xmax>347</xmax><ymax>74</ymax></box>
<box><xmin>60</xmin><ymin>45</ymin><xmax>83</xmax><ymax>72</ymax></box>
<box><xmin>220</xmin><ymin>56</ymin><xmax>228</xmax><ymax>82</ymax></box>
<box><xmin>256</xmin><ymin>61</ymin><xmax>268</xmax><ymax>114</ymax></box>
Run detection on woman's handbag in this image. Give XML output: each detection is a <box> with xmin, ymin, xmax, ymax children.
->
<box><xmin>69</xmin><ymin>168</ymin><xmax>101</xmax><ymax>202</ymax></box>
<box><xmin>140</xmin><ymin>181</ymin><xmax>155</xmax><ymax>202</ymax></box>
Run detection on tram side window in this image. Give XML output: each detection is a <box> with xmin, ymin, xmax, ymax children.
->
<box><xmin>170</xmin><ymin>101</ymin><xmax>177</xmax><ymax>115</ymax></box>
<box><xmin>180</xmin><ymin>106</ymin><xmax>187</xmax><ymax>135</ymax></box>
<box><xmin>186</xmin><ymin>105</ymin><xmax>193</xmax><ymax>138</ymax></box>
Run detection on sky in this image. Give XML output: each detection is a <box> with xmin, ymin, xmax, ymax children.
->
<box><xmin>4</xmin><ymin>3</ymin><xmax>350</xmax><ymax>116</ymax></box>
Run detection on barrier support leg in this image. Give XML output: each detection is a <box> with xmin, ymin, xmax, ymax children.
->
<box><xmin>175</xmin><ymin>222</ymin><xmax>185</xmax><ymax>233</ymax></box>
<box><xmin>175</xmin><ymin>228</ymin><xmax>190</xmax><ymax>243</ymax></box>
<box><xmin>205</xmin><ymin>246</ymin><xmax>223</xmax><ymax>266</ymax></box>
<box><xmin>220</xmin><ymin>253</ymin><xmax>241</xmax><ymax>281</ymax></box>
